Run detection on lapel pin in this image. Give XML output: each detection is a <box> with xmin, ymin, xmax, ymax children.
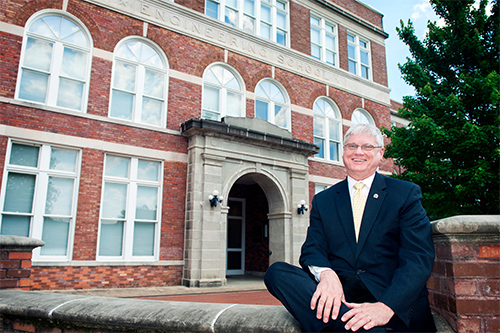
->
<box><xmin>373</xmin><ymin>194</ymin><xmax>379</xmax><ymax>199</ymax></box>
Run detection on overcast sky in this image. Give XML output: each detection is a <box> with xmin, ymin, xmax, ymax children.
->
<box><xmin>359</xmin><ymin>0</ymin><xmax>441</xmax><ymax>102</ymax></box>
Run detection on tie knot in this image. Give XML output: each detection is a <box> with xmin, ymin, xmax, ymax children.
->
<box><xmin>354</xmin><ymin>182</ymin><xmax>365</xmax><ymax>191</ymax></box>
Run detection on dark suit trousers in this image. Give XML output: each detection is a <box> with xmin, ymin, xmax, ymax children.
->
<box><xmin>264</xmin><ymin>262</ymin><xmax>386</xmax><ymax>333</ymax></box>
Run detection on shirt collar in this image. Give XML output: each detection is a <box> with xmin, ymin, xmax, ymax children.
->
<box><xmin>347</xmin><ymin>173</ymin><xmax>376</xmax><ymax>192</ymax></box>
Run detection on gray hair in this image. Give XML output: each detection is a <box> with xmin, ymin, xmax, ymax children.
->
<box><xmin>344</xmin><ymin>123</ymin><xmax>384</xmax><ymax>147</ymax></box>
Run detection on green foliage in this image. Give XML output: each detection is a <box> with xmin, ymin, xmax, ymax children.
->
<box><xmin>383</xmin><ymin>0</ymin><xmax>499</xmax><ymax>220</ymax></box>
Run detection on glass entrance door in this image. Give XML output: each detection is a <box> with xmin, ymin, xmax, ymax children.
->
<box><xmin>226</xmin><ymin>198</ymin><xmax>245</xmax><ymax>275</ymax></box>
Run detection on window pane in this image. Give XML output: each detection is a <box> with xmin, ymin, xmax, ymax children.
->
<box><xmin>325</xmin><ymin>23</ymin><xmax>335</xmax><ymax>33</ymax></box>
<box><xmin>133</xmin><ymin>222</ymin><xmax>155</xmax><ymax>256</ymax></box>
<box><xmin>261</xmin><ymin>4</ymin><xmax>271</xmax><ymax>22</ymax></box>
<box><xmin>203</xmin><ymin>85</ymin><xmax>220</xmax><ymax>112</ymax></box>
<box><xmin>329</xmin><ymin>141</ymin><xmax>339</xmax><ymax>161</ymax></box>
<box><xmin>144</xmin><ymin>69</ymin><xmax>164</xmax><ymax>99</ymax></box>
<box><xmin>114</xmin><ymin>62</ymin><xmax>136</xmax><ymax>91</ymax></box>
<box><xmin>311</xmin><ymin>45</ymin><xmax>320</xmax><ymax>60</ymax></box>
<box><xmin>360</xmin><ymin>50</ymin><xmax>369</xmax><ymax>65</ymax></box>
<box><xmin>362</xmin><ymin>66</ymin><xmax>369</xmax><ymax>79</ymax></box>
<box><xmin>244</xmin><ymin>0</ymin><xmax>254</xmax><ymax>15</ymax></box>
<box><xmin>57</xmin><ymin>77</ymin><xmax>83</xmax><ymax>110</ymax></box>
<box><xmin>314</xmin><ymin>137</ymin><xmax>324</xmax><ymax>158</ymax></box>
<box><xmin>277</xmin><ymin>30</ymin><xmax>286</xmax><ymax>45</ymax></box>
<box><xmin>275</xmin><ymin>105</ymin><xmax>287</xmax><ymax>128</ymax></box>
<box><xmin>243</xmin><ymin>16</ymin><xmax>255</xmax><ymax>33</ymax></box>
<box><xmin>138</xmin><ymin>160</ymin><xmax>159</xmax><ymax>181</ymax></box>
<box><xmin>136</xmin><ymin>186</ymin><xmax>158</xmax><ymax>220</ymax></box>
<box><xmin>1</xmin><ymin>215</ymin><xmax>31</xmax><ymax>237</ymax></box>
<box><xmin>18</xmin><ymin>69</ymin><xmax>48</xmax><ymax>103</ymax></box>
<box><xmin>311</xmin><ymin>27</ymin><xmax>320</xmax><ymax>44</ymax></box>
<box><xmin>326</xmin><ymin>35</ymin><xmax>334</xmax><ymax>49</ymax></box>
<box><xmin>60</xmin><ymin>18</ymin><xmax>87</xmax><ymax>47</ymax></box>
<box><xmin>99</xmin><ymin>219</ymin><xmax>124</xmax><ymax>256</ymax></box>
<box><xmin>40</xmin><ymin>217</ymin><xmax>69</xmax><ymax>255</ymax></box>
<box><xmin>110</xmin><ymin>90</ymin><xmax>134</xmax><ymax>120</ymax></box>
<box><xmin>202</xmin><ymin>110</ymin><xmax>219</xmax><ymax>120</ymax></box>
<box><xmin>255</xmin><ymin>100</ymin><xmax>268</xmax><ymax>121</ymax></box>
<box><xmin>326</xmin><ymin>51</ymin><xmax>335</xmax><ymax>65</ymax></box>
<box><xmin>50</xmin><ymin>148</ymin><xmax>77</xmax><ymax>172</ymax></box>
<box><xmin>276</xmin><ymin>12</ymin><xmax>286</xmax><ymax>29</ymax></box>
<box><xmin>226</xmin><ymin>91</ymin><xmax>242</xmax><ymax>117</ymax></box>
<box><xmin>225</xmin><ymin>7</ymin><xmax>238</xmax><ymax>27</ymax></box>
<box><xmin>347</xmin><ymin>34</ymin><xmax>355</xmax><ymax>42</ymax></box>
<box><xmin>206</xmin><ymin>0</ymin><xmax>219</xmax><ymax>18</ymax></box>
<box><xmin>276</xmin><ymin>1</ymin><xmax>286</xmax><ymax>10</ymax></box>
<box><xmin>329</xmin><ymin>119</ymin><xmax>339</xmax><ymax>140</ymax></box>
<box><xmin>102</xmin><ymin>183</ymin><xmax>127</xmax><ymax>219</ymax></box>
<box><xmin>24</xmin><ymin>37</ymin><xmax>53</xmax><ymax>72</ymax></box>
<box><xmin>314</xmin><ymin>116</ymin><xmax>324</xmax><ymax>137</ymax></box>
<box><xmin>4</xmin><ymin>173</ymin><xmax>35</xmax><ymax>213</ymax></box>
<box><xmin>29</xmin><ymin>17</ymin><xmax>58</xmax><ymax>38</ymax></box>
<box><xmin>349</xmin><ymin>60</ymin><xmax>356</xmax><ymax>74</ymax></box>
<box><xmin>310</xmin><ymin>16</ymin><xmax>320</xmax><ymax>26</ymax></box>
<box><xmin>61</xmin><ymin>47</ymin><xmax>87</xmax><ymax>80</ymax></box>
<box><xmin>226</xmin><ymin>0</ymin><xmax>237</xmax><ymax>8</ymax></box>
<box><xmin>105</xmin><ymin>156</ymin><xmax>130</xmax><ymax>178</ymax></box>
<box><xmin>260</xmin><ymin>23</ymin><xmax>271</xmax><ymax>39</ymax></box>
<box><xmin>142</xmin><ymin>97</ymin><xmax>162</xmax><ymax>126</ymax></box>
<box><xmin>348</xmin><ymin>45</ymin><xmax>356</xmax><ymax>59</ymax></box>
<box><xmin>360</xmin><ymin>40</ymin><xmax>367</xmax><ymax>48</ymax></box>
<box><xmin>10</xmin><ymin>144</ymin><xmax>39</xmax><ymax>167</ymax></box>
<box><xmin>45</xmin><ymin>177</ymin><xmax>74</xmax><ymax>215</ymax></box>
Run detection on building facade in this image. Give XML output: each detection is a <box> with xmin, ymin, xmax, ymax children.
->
<box><xmin>0</xmin><ymin>0</ymin><xmax>404</xmax><ymax>289</ymax></box>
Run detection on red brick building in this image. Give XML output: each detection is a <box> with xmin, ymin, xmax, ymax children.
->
<box><xmin>0</xmin><ymin>0</ymin><xmax>404</xmax><ymax>289</ymax></box>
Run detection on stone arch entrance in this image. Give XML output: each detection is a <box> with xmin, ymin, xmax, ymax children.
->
<box><xmin>181</xmin><ymin>118</ymin><xmax>318</xmax><ymax>287</ymax></box>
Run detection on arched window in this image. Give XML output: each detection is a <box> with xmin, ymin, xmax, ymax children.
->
<box><xmin>202</xmin><ymin>64</ymin><xmax>244</xmax><ymax>121</ymax></box>
<box><xmin>313</xmin><ymin>97</ymin><xmax>341</xmax><ymax>161</ymax></box>
<box><xmin>110</xmin><ymin>38</ymin><xmax>168</xmax><ymax>127</ymax></box>
<box><xmin>351</xmin><ymin>108</ymin><xmax>374</xmax><ymax>125</ymax></box>
<box><xmin>255</xmin><ymin>79</ymin><xmax>290</xmax><ymax>130</ymax></box>
<box><xmin>16</xmin><ymin>11</ymin><xmax>92</xmax><ymax>111</ymax></box>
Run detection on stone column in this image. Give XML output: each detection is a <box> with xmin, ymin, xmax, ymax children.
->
<box><xmin>428</xmin><ymin>215</ymin><xmax>500</xmax><ymax>333</ymax></box>
<box><xmin>0</xmin><ymin>235</ymin><xmax>45</xmax><ymax>290</ymax></box>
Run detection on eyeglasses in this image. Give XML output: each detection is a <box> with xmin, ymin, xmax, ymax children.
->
<box><xmin>344</xmin><ymin>143</ymin><xmax>383</xmax><ymax>151</ymax></box>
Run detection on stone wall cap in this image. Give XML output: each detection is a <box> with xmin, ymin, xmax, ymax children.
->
<box><xmin>431</xmin><ymin>215</ymin><xmax>500</xmax><ymax>235</ymax></box>
<box><xmin>0</xmin><ymin>290</ymin><xmax>301</xmax><ymax>332</ymax></box>
<box><xmin>0</xmin><ymin>235</ymin><xmax>45</xmax><ymax>251</ymax></box>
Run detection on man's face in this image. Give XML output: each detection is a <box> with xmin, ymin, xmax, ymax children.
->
<box><xmin>342</xmin><ymin>133</ymin><xmax>385</xmax><ymax>181</ymax></box>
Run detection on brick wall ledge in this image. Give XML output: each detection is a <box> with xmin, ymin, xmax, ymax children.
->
<box><xmin>431</xmin><ymin>215</ymin><xmax>500</xmax><ymax>235</ymax></box>
<box><xmin>0</xmin><ymin>235</ymin><xmax>45</xmax><ymax>252</ymax></box>
<box><xmin>0</xmin><ymin>289</ymin><xmax>302</xmax><ymax>332</ymax></box>
<box><xmin>0</xmin><ymin>290</ymin><xmax>454</xmax><ymax>332</ymax></box>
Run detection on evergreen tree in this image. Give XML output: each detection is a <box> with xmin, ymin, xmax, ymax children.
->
<box><xmin>384</xmin><ymin>0</ymin><xmax>499</xmax><ymax>220</ymax></box>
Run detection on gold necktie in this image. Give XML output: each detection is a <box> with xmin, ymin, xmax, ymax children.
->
<box><xmin>353</xmin><ymin>182</ymin><xmax>366</xmax><ymax>242</ymax></box>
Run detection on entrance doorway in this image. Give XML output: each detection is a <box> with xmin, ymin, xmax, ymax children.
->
<box><xmin>226</xmin><ymin>176</ymin><xmax>269</xmax><ymax>276</ymax></box>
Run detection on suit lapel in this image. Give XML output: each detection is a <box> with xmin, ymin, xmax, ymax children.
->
<box><xmin>355</xmin><ymin>173</ymin><xmax>387</xmax><ymax>259</ymax></box>
<box><xmin>335</xmin><ymin>179</ymin><xmax>357</xmax><ymax>258</ymax></box>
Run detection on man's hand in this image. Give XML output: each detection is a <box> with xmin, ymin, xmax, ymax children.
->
<box><xmin>341</xmin><ymin>302</ymin><xmax>394</xmax><ymax>331</ymax></box>
<box><xmin>310</xmin><ymin>270</ymin><xmax>345</xmax><ymax>323</ymax></box>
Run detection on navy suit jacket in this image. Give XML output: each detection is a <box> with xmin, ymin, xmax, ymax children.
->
<box><xmin>299</xmin><ymin>173</ymin><xmax>435</xmax><ymax>327</ymax></box>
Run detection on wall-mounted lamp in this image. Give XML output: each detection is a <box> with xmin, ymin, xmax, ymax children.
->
<box><xmin>208</xmin><ymin>190</ymin><xmax>223</xmax><ymax>207</ymax></box>
<box><xmin>297</xmin><ymin>200</ymin><xmax>309</xmax><ymax>214</ymax></box>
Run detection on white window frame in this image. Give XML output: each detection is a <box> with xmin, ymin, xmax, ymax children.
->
<box><xmin>202</xmin><ymin>63</ymin><xmax>245</xmax><ymax>121</ymax></box>
<box><xmin>0</xmin><ymin>140</ymin><xmax>81</xmax><ymax>261</ymax></box>
<box><xmin>310</xmin><ymin>14</ymin><xmax>338</xmax><ymax>67</ymax></box>
<box><xmin>15</xmin><ymin>10</ymin><xmax>93</xmax><ymax>112</ymax></box>
<box><xmin>351</xmin><ymin>108</ymin><xmax>375</xmax><ymax>125</ymax></box>
<box><xmin>255</xmin><ymin>79</ymin><xmax>291</xmax><ymax>131</ymax></box>
<box><xmin>205</xmin><ymin>0</ymin><xmax>289</xmax><ymax>46</ymax></box>
<box><xmin>97</xmin><ymin>154</ymin><xmax>163</xmax><ymax>261</ymax></box>
<box><xmin>109</xmin><ymin>37</ymin><xmax>169</xmax><ymax>128</ymax></box>
<box><xmin>347</xmin><ymin>32</ymin><xmax>371</xmax><ymax>80</ymax></box>
<box><xmin>313</xmin><ymin>97</ymin><xmax>342</xmax><ymax>162</ymax></box>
